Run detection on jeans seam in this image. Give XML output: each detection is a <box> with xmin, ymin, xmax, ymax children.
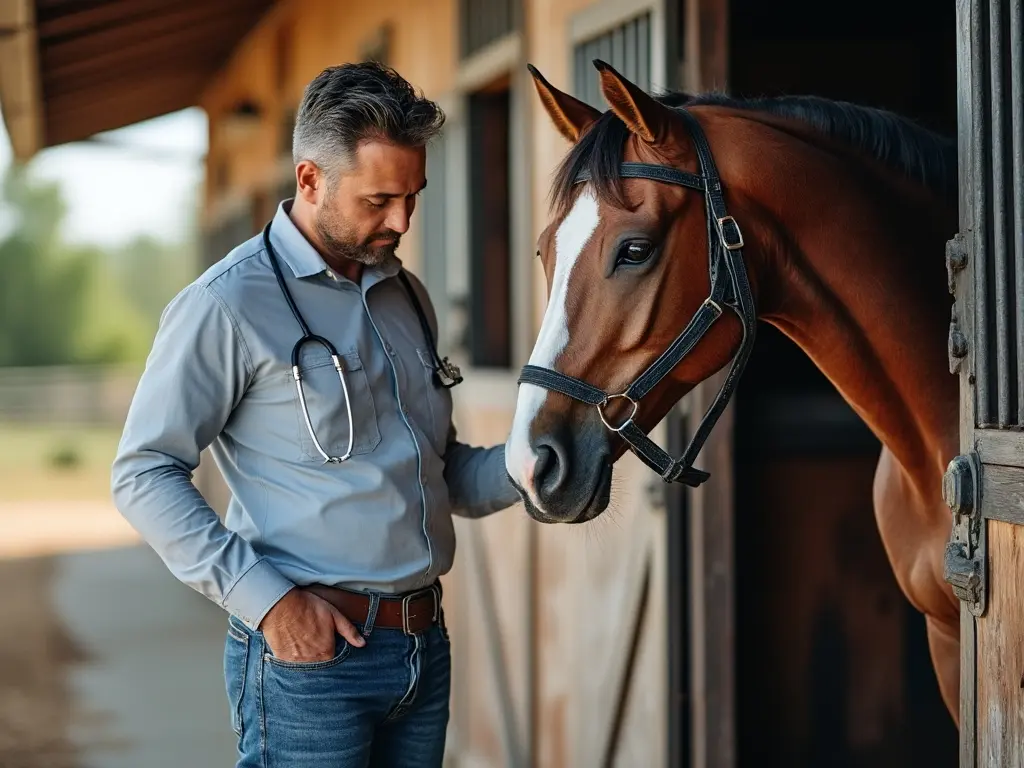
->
<box><xmin>258</xmin><ymin>633</ymin><xmax>268</xmax><ymax>768</ymax></box>
<box><xmin>384</xmin><ymin>633</ymin><xmax>422</xmax><ymax>722</ymax></box>
<box><xmin>232</xmin><ymin>632</ymin><xmax>249</xmax><ymax>738</ymax></box>
<box><xmin>263</xmin><ymin>641</ymin><xmax>351</xmax><ymax>670</ymax></box>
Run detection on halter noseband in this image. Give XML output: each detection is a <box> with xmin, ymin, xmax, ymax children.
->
<box><xmin>517</xmin><ymin>108</ymin><xmax>757</xmax><ymax>488</ymax></box>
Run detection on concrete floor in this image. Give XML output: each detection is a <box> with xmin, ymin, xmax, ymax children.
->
<box><xmin>0</xmin><ymin>540</ymin><xmax>238</xmax><ymax>768</ymax></box>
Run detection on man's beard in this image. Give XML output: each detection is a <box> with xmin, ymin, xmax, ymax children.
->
<box><xmin>315</xmin><ymin>206</ymin><xmax>400</xmax><ymax>267</ymax></box>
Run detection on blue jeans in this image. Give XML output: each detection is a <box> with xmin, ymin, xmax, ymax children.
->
<box><xmin>223</xmin><ymin>604</ymin><xmax>451</xmax><ymax>767</ymax></box>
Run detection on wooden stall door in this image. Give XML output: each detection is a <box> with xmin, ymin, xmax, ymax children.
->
<box><xmin>946</xmin><ymin>0</ymin><xmax>1024</xmax><ymax>764</ymax></box>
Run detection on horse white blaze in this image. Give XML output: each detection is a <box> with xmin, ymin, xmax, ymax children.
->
<box><xmin>506</xmin><ymin>188</ymin><xmax>601</xmax><ymax>503</ymax></box>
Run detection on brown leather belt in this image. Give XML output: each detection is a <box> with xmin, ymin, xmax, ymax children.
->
<box><xmin>305</xmin><ymin>583</ymin><xmax>442</xmax><ymax>635</ymax></box>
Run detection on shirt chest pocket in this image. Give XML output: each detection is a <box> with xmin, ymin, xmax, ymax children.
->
<box><xmin>292</xmin><ymin>348</ymin><xmax>382</xmax><ymax>461</ymax></box>
<box><xmin>414</xmin><ymin>347</ymin><xmax>453</xmax><ymax>456</ymax></box>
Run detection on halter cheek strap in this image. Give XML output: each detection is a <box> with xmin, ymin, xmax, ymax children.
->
<box><xmin>517</xmin><ymin>108</ymin><xmax>757</xmax><ymax>488</ymax></box>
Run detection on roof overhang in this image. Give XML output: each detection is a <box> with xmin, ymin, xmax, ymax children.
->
<box><xmin>0</xmin><ymin>0</ymin><xmax>275</xmax><ymax>162</ymax></box>
<box><xmin>0</xmin><ymin>0</ymin><xmax>43</xmax><ymax>161</ymax></box>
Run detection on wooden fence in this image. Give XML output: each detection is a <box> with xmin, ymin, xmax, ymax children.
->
<box><xmin>0</xmin><ymin>365</ymin><xmax>142</xmax><ymax>427</ymax></box>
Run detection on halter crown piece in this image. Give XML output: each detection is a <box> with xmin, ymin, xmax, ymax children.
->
<box><xmin>517</xmin><ymin>108</ymin><xmax>758</xmax><ymax>487</ymax></box>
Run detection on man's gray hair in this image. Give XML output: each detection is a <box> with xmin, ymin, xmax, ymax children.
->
<box><xmin>292</xmin><ymin>62</ymin><xmax>446</xmax><ymax>174</ymax></box>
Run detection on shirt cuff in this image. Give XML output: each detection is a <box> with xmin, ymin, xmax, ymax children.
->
<box><xmin>491</xmin><ymin>445</ymin><xmax>522</xmax><ymax>508</ymax></box>
<box><xmin>221</xmin><ymin>558</ymin><xmax>296</xmax><ymax>630</ymax></box>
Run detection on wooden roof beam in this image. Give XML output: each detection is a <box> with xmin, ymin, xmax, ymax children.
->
<box><xmin>0</xmin><ymin>0</ymin><xmax>44</xmax><ymax>161</ymax></box>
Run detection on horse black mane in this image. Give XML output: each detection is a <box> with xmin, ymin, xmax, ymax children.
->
<box><xmin>550</xmin><ymin>90</ymin><xmax>958</xmax><ymax>215</ymax></box>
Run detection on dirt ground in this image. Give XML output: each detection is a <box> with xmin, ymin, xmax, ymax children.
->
<box><xmin>0</xmin><ymin>425</ymin><xmax>235</xmax><ymax>767</ymax></box>
<box><xmin>0</xmin><ymin>555</ymin><xmax>87</xmax><ymax>768</ymax></box>
<box><xmin>0</xmin><ymin>425</ymin><xmax>136</xmax><ymax>768</ymax></box>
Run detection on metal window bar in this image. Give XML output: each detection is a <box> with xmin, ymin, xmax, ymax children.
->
<box><xmin>978</xmin><ymin>0</ymin><xmax>1024</xmax><ymax>427</ymax></box>
<box><xmin>460</xmin><ymin>0</ymin><xmax>518</xmax><ymax>59</ymax></box>
<box><xmin>990</xmin><ymin>0</ymin><xmax>1014</xmax><ymax>426</ymax></box>
<box><xmin>1012</xmin><ymin>0</ymin><xmax>1024</xmax><ymax>424</ymax></box>
<box><xmin>974</xmin><ymin>0</ymin><xmax>993</xmax><ymax>425</ymax></box>
<box><xmin>573</xmin><ymin>13</ymin><xmax>652</xmax><ymax>110</ymax></box>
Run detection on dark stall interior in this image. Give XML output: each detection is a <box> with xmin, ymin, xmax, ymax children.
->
<box><xmin>728</xmin><ymin>0</ymin><xmax>959</xmax><ymax>765</ymax></box>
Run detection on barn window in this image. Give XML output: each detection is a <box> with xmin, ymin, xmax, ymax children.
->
<box><xmin>573</xmin><ymin>12</ymin><xmax>652</xmax><ymax>109</ymax></box>
<box><xmin>460</xmin><ymin>0</ymin><xmax>520</xmax><ymax>59</ymax></box>
<box><xmin>465</xmin><ymin>78</ymin><xmax>512</xmax><ymax>368</ymax></box>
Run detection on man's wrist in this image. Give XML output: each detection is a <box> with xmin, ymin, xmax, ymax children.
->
<box><xmin>222</xmin><ymin>559</ymin><xmax>296</xmax><ymax>630</ymax></box>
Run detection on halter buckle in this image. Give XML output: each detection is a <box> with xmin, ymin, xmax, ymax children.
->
<box><xmin>598</xmin><ymin>393</ymin><xmax>639</xmax><ymax>433</ymax></box>
<box><xmin>716</xmin><ymin>215</ymin><xmax>745</xmax><ymax>250</ymax></box>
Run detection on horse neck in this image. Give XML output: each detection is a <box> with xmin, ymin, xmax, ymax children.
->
<box><xmin>740</xmin><ymin>139</ymin><xmax>959</xmax><ymax>497</ymax></box>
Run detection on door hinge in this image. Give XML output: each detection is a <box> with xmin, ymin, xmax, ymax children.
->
<box><xmin>945</xmin><ymin>232</ymin><xmax>968</xmax><ymax>295</ymax></box>
<box><xmin>942</xmin><ymin>452</ymin><xmax>987</xmax><ymax>616</ymax></box>
<box><xmin>948</xmin><ymin>314</ymin><xmax>968</xmax><ymax>374</ymax></box>
<box><xmin>945</xmin><ymin>234</ymin><xmax>970</xmax><ymax>374</ymax></box>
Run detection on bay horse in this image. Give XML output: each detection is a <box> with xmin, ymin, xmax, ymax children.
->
<box><xmin>504</xmin><ymin>60</ymin><xmax>962</xmax><ymax>723</ymax></box>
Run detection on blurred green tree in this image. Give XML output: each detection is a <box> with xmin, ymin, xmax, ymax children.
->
<box><xmin>0</xmin><ymin>163</ymin><xmax>192</xmax><ymax>367</ymax></box>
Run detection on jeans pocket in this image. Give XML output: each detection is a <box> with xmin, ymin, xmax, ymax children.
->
<box><xmin>263</xmin><ymin>633</ymin><xmax>351</xmax><ymax>671</ymax></box>
<box><xmin>224</xmin><ymin>623</ymin><xmax>250</xmax><ymax>737</ymax></box>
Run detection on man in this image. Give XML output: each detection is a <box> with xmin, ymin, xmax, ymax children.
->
<box><xmin>111</xmin><ymin>62</ymin><xmax>520</xmax><ymax>767</ymax></box>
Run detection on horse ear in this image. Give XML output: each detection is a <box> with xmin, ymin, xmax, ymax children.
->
<box><xmin>527</xmin><ymin>63</ymin><xmax>601</xmax><ymax>143</ymax></box>
<box><xmin>593</xmin><ymin>59</ymin><xmax>674</xmax><ymax>144</ymax></box>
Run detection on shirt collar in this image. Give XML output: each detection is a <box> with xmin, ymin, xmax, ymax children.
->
<box><xmin>268</xmin><ymin>200</ymin><xmax>329</xmax><ymax>278</ymax></box>
<box><xmin>268</xmin><ymin>199</ymin><xmax>405</xmax><ymax>285</ymax></box>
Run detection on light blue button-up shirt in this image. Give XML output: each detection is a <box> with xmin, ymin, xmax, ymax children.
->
<box><xmin>111</xmin><ymin>201</ymin><xmax>519</xmax><ymax>629</ymax></box>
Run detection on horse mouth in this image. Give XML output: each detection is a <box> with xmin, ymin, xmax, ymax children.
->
<box><xmin>509</xmin><ymin>461</ymin><xmax>612</xmax><ymax>524</ymax></box>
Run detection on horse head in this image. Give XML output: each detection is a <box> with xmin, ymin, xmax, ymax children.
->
<box><xmin>505</xmin><ymin>61</ymin><xmax>756</xmax><ymax>523</ymax></box>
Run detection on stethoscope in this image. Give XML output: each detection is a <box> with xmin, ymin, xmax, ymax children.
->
<box><xmin>262</xmin><ymin>221</ymin><xmax>462</xmax><ymax>464</ymax></box>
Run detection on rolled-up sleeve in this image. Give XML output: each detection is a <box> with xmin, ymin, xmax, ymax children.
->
<box><xmin>442</xmin><ymin>424</ymin><xmax>521</xmax><ymax>518</ymax></box>
<box><xmin>111</xmin><ymin>281</ymin><xmax>294</xmax><ymax>629</ymax></box>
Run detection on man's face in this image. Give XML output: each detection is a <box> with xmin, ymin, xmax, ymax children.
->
<box><xmin>315</xmin><ymin>140</ymin><xmax>427</xmax><ymax>267</ymax></box>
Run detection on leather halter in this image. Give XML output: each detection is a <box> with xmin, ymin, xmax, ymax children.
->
<box><xmin>517</xmin><ymin>108</ymin><xmax>757</xmax><ymax>488</ymax></box>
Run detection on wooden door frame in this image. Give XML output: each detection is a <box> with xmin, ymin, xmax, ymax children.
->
<box><xmin>440</xmin><ymin>17</ymin><xmax>537</xmax><ymax>766</ymax></box>
<box><xmin>952</xmin><ymin>1</ymin><xmax>979</xmax><ymax>762</ymax></box>
<box><xmin>669</xmin><ymin>1</ymin><xmax>734</xmax><ymax>766</ymax></box>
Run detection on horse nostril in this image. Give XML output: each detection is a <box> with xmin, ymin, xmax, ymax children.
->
<box><xmin>532</xmin><ymin>437</ymin><xmax>567</xmax><ymax>503</ymax></box>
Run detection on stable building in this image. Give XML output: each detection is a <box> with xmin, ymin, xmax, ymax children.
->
<box><xmin>6</xmin><ymin>0</ymin><xmax>1007</xmax><ymax>765</ymax></box>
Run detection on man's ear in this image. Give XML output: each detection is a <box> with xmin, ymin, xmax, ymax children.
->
<box><xmin>295</xmin><ymin>160</ymin><xmax>323</xmax><ymax>204</ymax></box>
<box><xmin>593</xmin><ymin>59</ymin><xmax>676</xmax><ymax>144</ymax></box>
<box><xmin>527</xmin><ymin>63</ymin><xmax>602</xmax><ymax>143</ymax></box>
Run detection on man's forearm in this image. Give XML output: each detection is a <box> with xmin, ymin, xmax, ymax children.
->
<box><xmin>443</xmin><ymin>440</ymin><xmax>521</xmax><ymax>518</ymax></box>
<box><xmin>112</xmin><ymin>455</ymin><xmax>295</xmax><ymax>629</ymax></box>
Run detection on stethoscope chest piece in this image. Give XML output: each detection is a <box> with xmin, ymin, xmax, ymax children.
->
<box><xmin>262</xmin><ymin>219</ymin><xmax>462</xmax><ymax>464</ymax></box>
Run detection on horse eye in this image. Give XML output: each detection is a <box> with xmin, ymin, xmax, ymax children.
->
<box><xmin>616</xmin><ymin>240</ymin><xmax>654</xmax><ymax>266</ymax></box>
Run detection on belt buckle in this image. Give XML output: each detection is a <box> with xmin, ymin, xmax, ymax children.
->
<box><xmin>401</xmin><ymin>584</ymin><xmax>440</xmax><ymax>635</ymax></box>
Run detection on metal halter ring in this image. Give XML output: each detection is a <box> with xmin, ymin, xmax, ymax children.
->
<box><xmin>597</xmin><ymin>393</ymin><xmax>639</xmax><ymax>433</ymax></box>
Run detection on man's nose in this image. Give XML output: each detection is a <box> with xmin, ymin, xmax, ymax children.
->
<box><xmin>385</xmin><ymin>202</ymin><xmax>412</xmax><ymax>234</ymax></box>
